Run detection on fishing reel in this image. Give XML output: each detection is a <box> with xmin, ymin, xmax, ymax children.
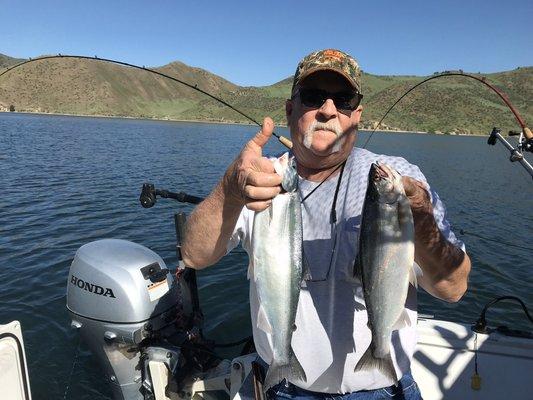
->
<box><xmin>512</xmin><ymin>131</ymin><xmax>533</xmax><ymax>154</ymax></box>
<box><xmin>140</xmin><ymin>183</ymin><xmax>204</xmax><ymax>208</ymax></box>
<box><xmin>487</xmin><ymin>127</ymin><xmax>533</xmax><ymax>179</ymax></box>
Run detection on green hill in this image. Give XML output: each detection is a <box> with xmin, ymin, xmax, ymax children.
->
<box><xmin>0</xmin><ymin>53</ymin><xmax>531</xmax><ymax>135</ymax></box>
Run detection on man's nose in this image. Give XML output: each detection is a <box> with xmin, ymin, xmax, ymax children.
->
<box><xmin>317</xmin><ymin>98</ymin><xmax>337</xmax><ymax>120</ymax></box>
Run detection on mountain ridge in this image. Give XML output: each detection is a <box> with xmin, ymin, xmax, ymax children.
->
<box><xmin>0</xmin><ymin>53</ymin><xmax>531</xmax><ymax>134</ymax></box>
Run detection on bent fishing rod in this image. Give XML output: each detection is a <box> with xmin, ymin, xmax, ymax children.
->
<box><xmin>9</xmin><ymin>55</ymin><xmax>528</xmax><ymax>247</ymax></box>
<box><xmin>0</xmin><ymin>54</ymin><xmax>294</xmax><ymax>149</ymax></box>
<box><xmin>362</xmin><ymin>71</ymin><xmax>533</xmax><ymax>179</ymax></box>
<box><xmin>2</xmin><ymin>55</ymin><xmax>531</xmax><ymax>177</ymax></box>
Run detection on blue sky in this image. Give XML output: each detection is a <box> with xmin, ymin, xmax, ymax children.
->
<box><xmin>1</xmin><ymin>0</ymin><xmax>531</xmax><ymax>86</ymax></box>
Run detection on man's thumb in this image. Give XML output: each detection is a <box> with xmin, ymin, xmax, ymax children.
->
<box><xmin>248</xmin><ymin>117</ymin><xmax>274</xmax><ymax>151</ymax></box>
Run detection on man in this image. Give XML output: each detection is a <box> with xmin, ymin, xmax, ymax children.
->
<box><xmin>182</xmin><ymin>49</ymin><xmax>471</xmax><ymax>399</ymax></box>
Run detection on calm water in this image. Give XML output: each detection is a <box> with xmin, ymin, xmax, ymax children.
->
<box><xmin>1</xmin><ymin>113</ymin><xmax>531</xmax><ymax>399</ymax></box>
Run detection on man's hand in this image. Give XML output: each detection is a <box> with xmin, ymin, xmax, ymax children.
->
<box><xmin>182</xmin><ymin>117</ymin><xmax>283</xmax><ymax>268</ymax></box>
<box><xmin>402</xmin><ymin>176</ymin><xmax>432</xmax><ymax>212</ymax></box>
<box><xmin>223</xmin><ymin>117</ymin><xmax>282</xmax><ymax>211</ymax></box>
<box><xmin>401</xmin><ymin>175</ymin><xmax>470</xmax><ymax>302</ymax></box>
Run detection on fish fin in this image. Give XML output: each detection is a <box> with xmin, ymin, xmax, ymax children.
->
<box><xmin>393</xmin><ymin>309</ymin><xmax>412</xmax><ymax>330</ymax></box>
<box><xmin>246</xmin><ymin>257</ymin><xmax>257</xmax><ymax>282</ymax></box>
<box><xmin>247</xmin><ymin>260</ymin><xmax>254</xmax><ymax>281</ymax></box>
<box><xmin>290</xmin><ymin>349</ymin><xmax>307</xmax><ymax>383</ymax></box>
<box><xmin>249</xmin><ymin>255</ymin><xmax>260</xmax><ymax>281</ymax></box>
<box><xmin>354</xmin><ymin>346</ymin><xmax>397</xmax><ymax>382</ymax></box>
<box><xmin>302</xmin><ymin>255</ymin><xmax>312</xmax><ymax>281</ymax></box>
<box><xmin>272</xmin><ymin>157</ymin><xmax>284</xmax><ymax>176</ymax></box>
<box><xmin>354</xmin><ymin>301</ymin><xmax>366</xmax><ymax>311</ymax></box>
<box><xmin>353</xmin><ymin>255</ymin><xmax>362</xmax><ymax>281</ymax></box>
<box><xmin>263</xmin><ymin>351</ymin><xmax>307</xmax><ymax>390</ymax></box>
<box><xmin>409</xmin><ymin>265</ymin><xmax>418</xmax><ymax>288</ymax></box>
<box><xmin>263</xmin><ymin>361</ymin><xmax>286</xmax><ymax>391</ymax></box>
<box><xmin>256</xmin><ymin>304</ymin><xmax>273</xmax><ymax>334</ymax></box>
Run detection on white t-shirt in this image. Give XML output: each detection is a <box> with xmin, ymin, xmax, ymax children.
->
<box><xmin>228</xmin><ymin>147</ymin><xmax>464</xmax><ymax>393</ymax></box>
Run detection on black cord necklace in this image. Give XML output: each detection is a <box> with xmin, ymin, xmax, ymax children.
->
<box><xmin>300</xmin><ymin>160</ymin><xmax>346</xmax><ymax>204</ymax></box>
<box><xmin>300</xmin><ymin>159</ymin><xmax>346</xmax><ymax>282</ymax></box>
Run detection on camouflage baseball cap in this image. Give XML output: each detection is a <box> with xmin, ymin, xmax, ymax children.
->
<box><xmin>292</xmin><ymin>49</ymin><xmax>362</xmax><ymax>94</ymax></box>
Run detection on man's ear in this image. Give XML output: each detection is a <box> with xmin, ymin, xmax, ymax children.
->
<box><xmin>285</xmin><ymin>99</ymin><xmax>293</xmax><ymax>119</ymax></box>
<box><xmin>351</xmin><ymin>105</ymin><xmax>363</xmax><ymax>125</ymax></box>
<box><xmin>285</xmin><ymin>99</ymin><xmax>293</xmax><ymax>126</ymax></box>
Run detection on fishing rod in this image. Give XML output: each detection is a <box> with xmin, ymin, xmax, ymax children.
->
<box><xmin>361</xmin><ymin>71</ymin><xmax>533</xmax><ymax>179</ymax></box>
<box><xmin>3</xmin><ymin>55</ymin><xmax>531</xmax><ymax>176</ymax></box>
<box><xmin>0</xmin><ymin>54</ymin><xmax>293</xmax><ymax>149</ymax></box>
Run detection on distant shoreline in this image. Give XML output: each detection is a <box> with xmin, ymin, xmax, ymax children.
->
<box><xmin>0</xmin><ymin>110</ymin><xmax>488</xmax><ymax>137</ymax></box>
<box><xmin>0</xmin><ymin>109</ymin><xmax>259</xmax><ymax>127</ymax></box>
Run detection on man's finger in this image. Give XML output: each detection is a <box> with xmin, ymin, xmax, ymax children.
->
<box><xmin>245</xmin><ymin>199</ymin><xmax>272</xmax><ymax>212</ymax></box>
<box><xmin>402</xmin><ymin>176</ymin><xmax>417</xmax><ymax>197</ymax></box>
<box><xmin>402</xmin><ymin>176</ymin><xmax>431</xmax><ymax>210</ymax></box>
<box><xmin>246</xmin><ymin>170</ymin><xmax>282</xmax><ymax>187</ymax></box>
<box><xmin>246</xmin><ymin>117</ymin><xmax>274</xmax><ymax>151</ymax></box>
<box><xmin>402</xmin><ymin>176</ymin><xmax>426</xmax><ymax>198</ymax></box>
<box><xmin>244</xmin><ymin>185</ymin><xmax>281</xmax><ymax>200</ymax></box>
<box><xmin>251</xmin><ymin>156</ymin><xmax>278</xmax><ymax>173</ymax></box>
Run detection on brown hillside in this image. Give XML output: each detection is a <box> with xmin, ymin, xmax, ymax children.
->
<box><xmin>0</xmin><ymin>54</ymin><xmax>531</xmax><ymax>134</ymax></box>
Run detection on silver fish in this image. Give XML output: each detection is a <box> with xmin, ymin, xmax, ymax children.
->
<box><xmin>251</xmin><ymin>154</ymin><xmax>307</xmax><ymax>389</ymax></box>
<box><xmin>354</xmin><ymin>162</ymin><xmax>416</xmax><ymax>381</ymax></box>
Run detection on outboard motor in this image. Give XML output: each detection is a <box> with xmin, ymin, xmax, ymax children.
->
<box><xmin>66</xmin><ymin>239</ymin><xmax>190</xmax><ymax>400</ymax></box>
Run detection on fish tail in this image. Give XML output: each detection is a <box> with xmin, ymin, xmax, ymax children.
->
<box><xmin>263</xmin><ymin>351</ymin><xmax>307</xmax><ymax>390</ymax></box>
<box><xmin>354</xmin><ymin>345</ymin><xmax>397</xmax><ymax>382</ymax></box>
<box><xmin>263</xmin><ymin>361</ymin><xmax>289</xmax><ymax>391</ymax></box>
<box><xmin>289</xmin><ymin>349</ymin><xmax>307</xmax><ymax>382</ymax></box>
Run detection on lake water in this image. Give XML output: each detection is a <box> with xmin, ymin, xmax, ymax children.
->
<box><xmin>1</xmin><ymin>113</ymin><xmax>531</xmax><ymax>399</ymax></box>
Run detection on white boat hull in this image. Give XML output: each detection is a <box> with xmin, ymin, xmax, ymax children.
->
<box><xmin>413</xmin><ymin>317</ymin><xmax>532</xmax><ymax>399</ymax></box>
<box><xmin>0</xmin><ymin>321</ymin><xmax>32</xmax><ymax>400</ymax></box>
<box><xmin>2</xmin><ymin>317</ymin><xmax>531</xmax><ymax>400</ymax></box>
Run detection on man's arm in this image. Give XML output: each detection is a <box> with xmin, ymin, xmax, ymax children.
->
<box><xmin>182</xmin><ymin>118</ymin><xmax>282</xmax><ymax>269</ymax></box>
<box><xmin>403</xmin><ymin>177</ymin><xmax>471</xmax><ymax>302</ymax></box>
<box><xmin>181</xmin><ymin>181</ymin><xmax>243</xmax><ymax>269</ymax></box>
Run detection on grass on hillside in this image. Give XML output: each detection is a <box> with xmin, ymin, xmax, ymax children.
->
<box><xmin>0</xmin><ymin>55</ymin><xmax>530</xmax><ymax>135</ymax></box>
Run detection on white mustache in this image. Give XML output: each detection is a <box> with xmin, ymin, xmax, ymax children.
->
<box><xmin>311</xmin><ymin>121</ymin><xmax>343</xmax><ymax>136</ymax></box>
<box><xmin>303</xmin><ymin>120</ymin><xmax>344</xmax><ymax>150</ymax></box>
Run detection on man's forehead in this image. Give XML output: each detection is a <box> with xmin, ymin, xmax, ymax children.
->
<box><xmin>299</xmin><ymin>71</ymin><xmax>355</xmax><ymax>91</ymax></box>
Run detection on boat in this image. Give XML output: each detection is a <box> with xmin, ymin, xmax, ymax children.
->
<box><xmin>1</xmin><ymin>129</ymin><xmax>532</xmax><ymax>400</ymax></box>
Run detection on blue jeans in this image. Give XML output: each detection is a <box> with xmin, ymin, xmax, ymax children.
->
<box><xmin>266</xmin><ymin>372</ymin><xmax>422</xmax><ymax>400</ymax></box>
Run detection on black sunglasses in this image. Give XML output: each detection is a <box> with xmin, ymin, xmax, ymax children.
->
<box><xmin>292</xmin><ymin>88</ymin><xmax>363</xmax><ymax>115</ymax></box>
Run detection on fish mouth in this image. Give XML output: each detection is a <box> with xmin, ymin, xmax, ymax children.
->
<box><xmin>369</xmin><ymin>163</ymin><xmax>403</xmax><ymax>204</ymax></box>
<box><xmin>371</xmin><ymin>162</ymin><xmax>391</xmax><ymax>182</ymax></box>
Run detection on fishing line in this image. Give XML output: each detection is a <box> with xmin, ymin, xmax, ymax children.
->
<box><xmin>0</xmin><ymin>54</ymin><xmax>293</xmax><ymax>148</ymax></box>
<box><xmin>360</xmin><ymin>73</ymin><xmax>532</xmax><ymax>253</ymax></box>
<box><xmin>3</xmin><ymin>56</ymin><xmax>530</xmax><ymax>150</ymax></box>
<box><xmin>458</xmin><ymin>229</ymin><xmax>533</xmax><ymax>252</ymax></box>
<box><xmin>62</xmin><ymin>333</ymin><xmax>81</xmax><ymax>400</ymax></box>
<box><xmin>4</xmin><ymin>55</ymin><xmax>530</xmax><ymax>249</ymax></box>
